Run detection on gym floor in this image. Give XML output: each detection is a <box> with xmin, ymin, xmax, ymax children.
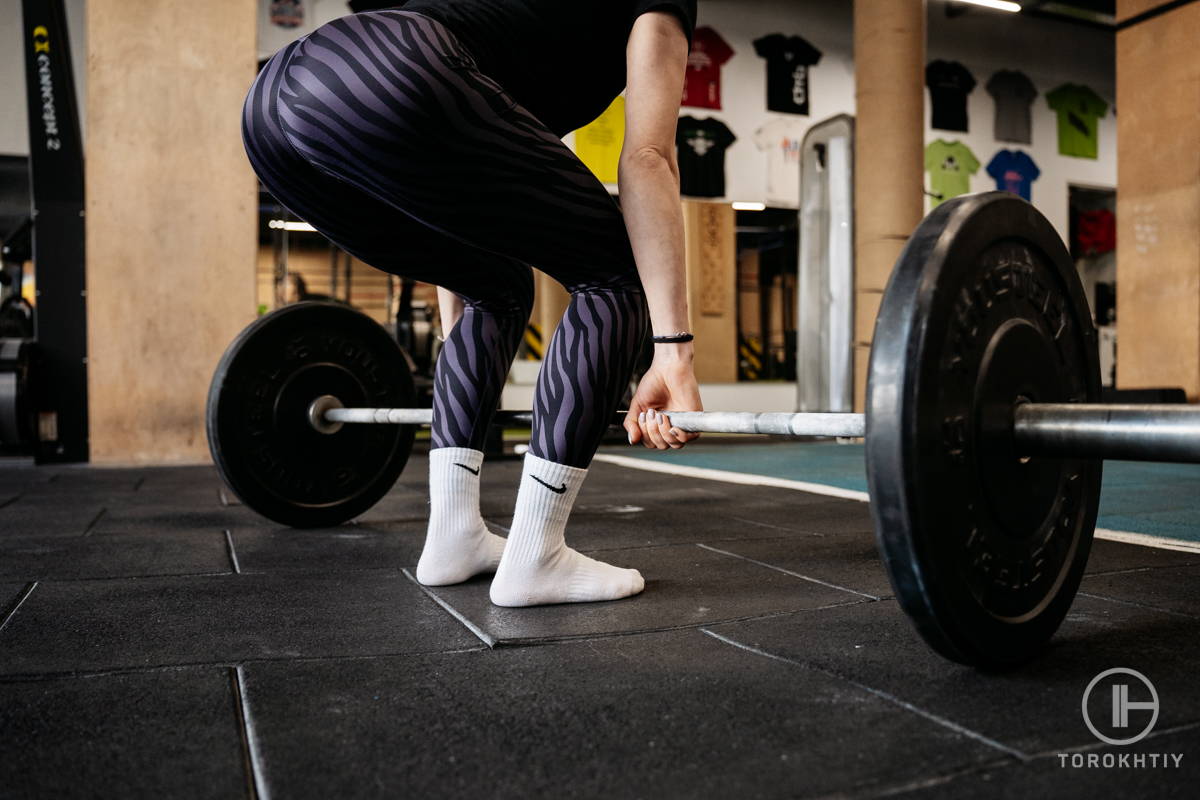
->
<box><xmin>2</xmin><ymin>444</ymin><xmax>1199</xmax><ymax>798</ymax></box>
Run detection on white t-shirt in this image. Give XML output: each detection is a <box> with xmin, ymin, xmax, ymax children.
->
<box><xmin>753</xmin><ymin>118</ymin><xmax>807</xmax><ymax>207</ymax></box>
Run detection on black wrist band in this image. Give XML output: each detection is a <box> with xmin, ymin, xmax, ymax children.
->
<box><xmin>652</xmin><ymin>332</ymin><xmax>694</xmax><ymax>344</ymax></box>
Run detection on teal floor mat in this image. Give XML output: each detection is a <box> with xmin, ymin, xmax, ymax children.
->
<box><xmin>609</xmin><ymin>442</ymin><xmax>1200</xmax><ymax>543</ymax></box>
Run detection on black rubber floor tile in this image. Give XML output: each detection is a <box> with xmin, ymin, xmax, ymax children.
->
<box><xmin>1081</xmin><ymin>564</ymin><xmax>1200</xmax><ymax>617</ymax></box>
<box><xmin>885</xmin><ymin>724</ymin><xmax>1200</xmax><ymax>798</ymax></box>
<box><xmin>92</xmin><ymin>504</ymin><xmax>261</xmax><ymax>534</ymax></box>
<box><xmin>420</xmin><ymin>543</ymin><xmax>866</xmax><ymax>645</ymax></box>
<box><xmin>698</xmin><ymin>530</ymin><xmax>894</xmax><ymax>599</ymax></box>
<box><xmin>351</xmin><ymin>484</ymin><xmax>429</xmax><ymax>524</ymax></box>
<box><xmin>0</xmin><ymin>572</ymin><xmax>479</xmax><ymax>675</ymax></box>
<box><xmin>0</xmin><ymin>536</ymin><xmax>74</xmax><ymax>581</ymax></box>
<box><xmin>706</xmin><ymin>594</ymin><xmax>1200</xmax><ymax>759</ymax></box>
<box><xmin>239</xmin><ymin>630</ymin><xmax>998</xmax><ymax>799</ymax></box>
<box><xmin>1085</xmin><ymin>537</ymin><xmax>1200</xmax><ymax>575</ymax></box>
<box><xmin>42</xmin><ymin>530</ymin><xmax>232</xmax><ymax>581</ymax></box>
<box><xmin>1</xmin><ymin>581</ymin><xmax>30</xmax><ymax>618</ymax></box>
<box><xmin>0</xmin><ymin>667</ymin><xmax>248</xmax><ymax>798</ymax></box>
<box><xmin>231</xmin><ymin>524</ymin><xmax>424</xmax><ymax>574</ymax></box>
<box><xmin>715</xmin><ymin>497</ymin><xmax>876</xmax><ymax>535</ymax></box>
<box><xmin>0</xmin><ymin>502</ymin><xmax>106</xmax><ymax>537</ymax></box>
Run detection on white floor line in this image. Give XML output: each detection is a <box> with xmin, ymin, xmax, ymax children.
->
<box><xmin>594</xmin><ymin>453</ymin><xmax>1200</xmax><ymax>554</ymax></box>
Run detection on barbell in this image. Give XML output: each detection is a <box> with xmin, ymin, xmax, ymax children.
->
<box><xmin>207</xmin><ymin>192</ymin><xmax>1200</xmax><ymax>668</ymax></box>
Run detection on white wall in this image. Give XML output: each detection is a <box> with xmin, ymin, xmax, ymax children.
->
<box><xmin>257</xmin><ymin>0</ymin><xmax>354</xmax><ymax>61</ymax></box>
<box><xmin>0</xmin><ymin>0</ymin><xmax>88</xmax><ymax>156</ymax></box>
<box><xmin>669</xmin><ymin>0</ymin><xmax>1115</xmax><ymax>242</ymax></box>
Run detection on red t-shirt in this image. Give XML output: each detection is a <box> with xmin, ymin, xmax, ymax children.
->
<box><xmin>682</xmin><ymin>26</ymin><xmax>734</xmax><ymax>109</ymax></box>
<box><xmin>1077</xmin><ymin>208</ymin><xmax>1116</xmax><ymax>256</ymax></box>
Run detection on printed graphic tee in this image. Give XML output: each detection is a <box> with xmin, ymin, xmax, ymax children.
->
<box><xmin>986</xmin><ymin>149</ymin><xmax>1040</xmax><ymax>202</ymax></box>
<box><xmin>753</xmin><ymin>118</ymin><xmax>806</xmax><ymax>207</ymax></box>
<box><xmin>926</xmin><ymin>60</ymin><xmax>976</xmax><ymax>132</ymax></box>
<box><xmin>1046</xmin><ymin>84</ymin><xmax>1108</xmax><ymax>159</ymax></box>
<box><xmin>753</xmin><ymin>34</ymin><xmax>822</xmax><ymax>115</ymax></box>
<box><xmin>682</xmin><ymin>26</ymin><xmax>734</xmax><ymax>109</ymax></box>
<box><xmin>574</xmin><ymin>96</ymin><xmax>624</xmax><ymax>185</ymax></box>
<box><xmin>925</xmin><ymin>140</ymin><xmax>980</xmax><ymax>207</ymax></box>
<box><xmin>1076</xmin><ymin>208</ymin><xmax>1116</xmax><ymax>256</ymax></box>
<box><xmin>676</xmin><ymin>116</ymin><xmax>737</xmax><ymax>197</ymax></box>
<box><xmin>986</xmin><ymin>70</ymin><xmax>1038</xmax><ymax>144</ymax></box>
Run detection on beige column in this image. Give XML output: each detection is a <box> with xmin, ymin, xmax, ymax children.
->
<box><xmin>852</xmin><ymin>0</ymin><xmax>926</xmax><ymax>410</ymax></box>
<box><xmin>681</xmin><ymin>200</ymin><xmax>738</xmax><ymax>382</ymax></box>
<box><xmin>530</xmin><ymin>270</ymin><xmax>570</xmax><ymax>359</ymax></box>
<box><xmin>1115</xmin><ymin>0</ymin><xmax>1200</xmax><ymax>399</ymax></box>
<box><xmin>86</xmin><ymin>0</ymin><xmax>258</xmax><ymax>463</ymax></box>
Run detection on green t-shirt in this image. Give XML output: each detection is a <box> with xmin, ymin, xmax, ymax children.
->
<box><xmin>924</xmin><ymin>140</ymin><xmax>980</xmax><ymax>207</ymax></box>
<box><xmin>1045</xmin><ymin>84</ymin><xmax>1108</xmax><ymax>159</ymax></box>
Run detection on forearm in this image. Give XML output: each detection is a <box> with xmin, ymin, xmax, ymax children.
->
<box><xmin>618</xmin><ymin>149</ymin><xmax>691</xmax><ymax>342</ymax></box>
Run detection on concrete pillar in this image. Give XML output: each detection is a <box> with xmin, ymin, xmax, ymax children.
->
<box><xmin>852</xmin><ymin>0</ymin><xmax>926</xmax><ymax>410</ymax></box>
<box><xmin>86</xmin><ymin>0</ymin><xmax>258</xmax><ymax>463</ymax></box>
<box><xmin>1115</xmin><ymin>0</ymin><xmax>1200</xmax><ymax>399</ymax></box>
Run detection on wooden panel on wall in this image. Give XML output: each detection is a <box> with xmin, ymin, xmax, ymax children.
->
<box><xmin>87</xmin><ymin>0</ymin><xmax>258</xmax><ymax>463</ymax></box>
<box><xmin>1115</xmin><ymin>2</ymin><xmax>1200</xmax><ymax>398</ymax></box>
<box><xmin>682</xmin><ymin>200</ymin><xmax>738</xmax><ymax>382</ymax></box>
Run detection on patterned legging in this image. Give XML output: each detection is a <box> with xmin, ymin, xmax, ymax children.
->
<box><xmin>241</xmin><ymin>10</ymin><xmax>648</xmax><ymax>468</ymax></box>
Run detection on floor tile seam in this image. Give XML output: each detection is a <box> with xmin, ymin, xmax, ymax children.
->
<box><xmin>224</xmin><ymin>529</ymin><xmax>242</xmax><ymax>574</ymax></box>
<box><xmin>1086</xmin><ymin>563</ymin><xmax>1200</xmax><ymax>578</ymax></box>
<box><xmin>401</xmin><ymin>568</ymin><xmax>497</xmax><ymax>648</ymax></box>
<box><xmin>0</xmin><ymin>580</ymin><xmax>37</xmax><ymax>635</ymax></box>
<box><xmin>82</xmin><ymin>508</ymin><xmax>107</xmax><ymax>536</ymax></box>
<box><xmin>698</xmin><ymin>628</ymin><xmax>1031</xmax><ymax>763</ymax></box>
<box><xmin>30</xmin><ymin>570</ymin><xmax>238</xmax><ymax>584</ymax></box>
<box><xmin>695</xmin><ymin>543</ymin><xmax>884</xmax><ymax>601</ymax></box>
<box><xmin>0</xmin><ymin>645</ymin><xmax>494</xmax><ymax>682</ymax></box>
<box><xmin>1023</xmin><ymin>717</ymin><xmax>1200</xmax><ymax>760</ymax></box>
<box><xmin>232</xmin><ymin>666</ymin><xmax>267</xmax><ymax>800</ymax></box>
<box><xmin>0</xmin><ymin>494</ymin><xmax>22</xmax><ymax>510</ymax></box>
<box><xmin>831</xmin><ymin>757</ymin><xmax>1015</xmax><ymax>800</ymax></box>
<box><xmin>487</xmin><ymin>603</ymin><xmax>874</xmax><ymax>649</ymax></box>
<box><xmin>1076</xmin><ymin>591</ymin><xmax>1200</xmax><ymax>620</ymax></box>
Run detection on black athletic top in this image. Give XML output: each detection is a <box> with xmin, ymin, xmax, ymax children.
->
<box><xmin>394</xmin><ymin>0</ymin><xmax>697</xmax><ymax>135</ymax></box>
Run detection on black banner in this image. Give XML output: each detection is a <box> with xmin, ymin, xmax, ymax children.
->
<box><xmin>22</xmin><ymin>0</ymin><xmax>88</xmax><ymax>463</ymax></box>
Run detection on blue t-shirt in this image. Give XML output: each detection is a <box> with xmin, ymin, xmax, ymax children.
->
<box><xmin>986</xmin><ymin>149</ymin><xmax>1040</xmax><ymax>201</ymax></box>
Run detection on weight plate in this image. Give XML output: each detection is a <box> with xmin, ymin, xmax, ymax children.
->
<box><xmin>866</xmin><ymin>193</ymin><xmax>1102</xmax><ymax>668</ymax></box>
<box><xmin>207</xmin><ymin>302</ymin><xmax>416</xmax><ymax>528</ymax></box>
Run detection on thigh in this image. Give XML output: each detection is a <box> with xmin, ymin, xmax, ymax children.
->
<box><xmin>277</xmin><ymin>10</ymin><xmax>640</xmax><ymax>294</ymax></box>
<box><xmin>244</xmin><ymin>37</ymin><xmax>533</xmax><ymax>311</ymax></box>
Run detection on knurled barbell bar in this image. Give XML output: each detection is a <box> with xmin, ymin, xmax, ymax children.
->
<box><xmin>206</xmin><ymin>192</ymin><xmax>1200</xmax><ymax>668</ymax></box>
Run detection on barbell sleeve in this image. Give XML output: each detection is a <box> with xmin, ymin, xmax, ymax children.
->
<box><xmin>1013</xmin><ymin>403</ymin><xmax>1200</xmax><ymax>464</ymax></box>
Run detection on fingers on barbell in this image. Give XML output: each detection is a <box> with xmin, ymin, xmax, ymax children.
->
<box><xmin>657</xmin><ymin>413</ymin><xmax>685</xmax><ymax>449</ymax></box>
<box><xmin>642</xmin><ymin>410</ymin><xmax>670</xmax><ymax>450</ymax></box>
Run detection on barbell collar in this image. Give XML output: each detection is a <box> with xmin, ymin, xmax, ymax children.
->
<box><xmin>1014</xmin><ymin>403</ymin><xmax>1200</xmax><ymax>464</ymax></box>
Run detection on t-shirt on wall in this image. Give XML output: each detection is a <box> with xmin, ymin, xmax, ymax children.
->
<box><xmin>924</xmin><ymin>139</ymin><xmax>979</xmax><ymax>207</ymax></box>
<box><xmin>752</xmin><ymin>34</ymin><xmax>822</xmax><ymax>115</ymax></box>
<box><xmin>986</xmin><ymin>70</ymin><xmax>1038</xmax><ymax>144</ymax></box>
<box><xmin>753</xmin><ymin>118</ymin><xmax>806</xmax><ymax>207</ymax></box>
<box><xmin>574</xmin><ymin>96</ymin><xmax>625</xmax><ymax>185</ymax></box>
<box><xmin>986</xmin><ymin>149</ymin><xmax>1040</xmax><ymax>202</ymax></box>
<box><xmin>926</xmin><ymin>60</ymin><xmax>976</xmax><ymax>132</ymax></box>
<box><xmin>677</xmin><ymin>116</ymin><xmax>737</xmax><ymax>198</ymax></box>
<box><xmin>682</xmin><ymin>26</ymin><xmax>734</xmax><ymax>109</ymax></box>
<box><xmin>1046</xmin><ymin>83</ymin><xmax>1108</xmax><ymax>159</ymax></box>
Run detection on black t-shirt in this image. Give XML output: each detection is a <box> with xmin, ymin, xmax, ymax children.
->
<box><xmin>925</xmin><ymin>60</ymin><xmax>975</xmax><ymax>132</ymax></box>
<box><xmin>393</xmin><ymin>0</ymin><xmax>698</xmax><ymax>136</ymax></box>
<box><xmin>675</xmin><ymin>116</ymin><xmax>736</xmax><ymax>198</ymax></box>
<box><xmin>753</xmin><ymin>34</ymin><xmax>822</xmax><ymax>115</ymax></box>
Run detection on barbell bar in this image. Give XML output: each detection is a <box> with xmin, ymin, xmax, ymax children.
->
<box><xmin>206</xmin><ymin>192</ymin><xmax>1198</xmax><ymax>669</ymax></box>
<box><xmin>316</xmin><ymin>402</ymin><xmax>1200</xmax><ymax>464</ymax></box>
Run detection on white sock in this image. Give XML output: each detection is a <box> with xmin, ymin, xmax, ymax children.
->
<box><xmin>415</xmin><ymin>447</ymin><xmax>506</xmax><ymax>586</ymax></box>
<box><xmin>489</xmin><ymin>453</ymin><xmax>644</xmax><ymax>607</ymax></box>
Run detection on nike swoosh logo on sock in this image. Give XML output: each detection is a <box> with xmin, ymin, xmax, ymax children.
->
<box><xmin>455</xmin><ymin>463</ymin><xmax>480</xmax><ymax>475</ymax></box>
<box><xmin>531</xmin><ymin>475</ymin><xmax>567</xmax><ymax>494</ymax></box>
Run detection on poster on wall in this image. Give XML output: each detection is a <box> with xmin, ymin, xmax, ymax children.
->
<box><xmin>753</xmin><ymin>34</ymin><xmax>822</xmax><ymax>115</ymax></box>
<box><xmin>924</xmin><ymin>139</ymin><xmax>979</xmax><ymax>207</ymax></box>
<box><xmin>1046</xmin><ymin>83</ymin><xmax>1108</xmax><ymax>159</ymax></box>
<box><xmin>683</xmin><ymin>27</ymin><xmax>735</xmax><ymax>110</ymax></box>
<box><xmin>677</xmin><ymin>116</ymin><xmax>737</xmax><ymax>198</ymax></box>
<box><xmin>926</xmin><ymin>60</ymin><xmax>976</xmax><ymax>132</ymax></box>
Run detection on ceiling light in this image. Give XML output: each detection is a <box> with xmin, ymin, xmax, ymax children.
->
<box><xmin>952</xmin><ymin>0</ymin><xmax>1021</xmax><ymax>12</ymax></box>
<box><xmin>732</xmin><ymin>202</ymin><xmax>767</xmax><ymax>211</ymax></box>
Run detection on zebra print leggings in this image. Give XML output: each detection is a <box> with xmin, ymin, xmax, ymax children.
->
<box><xmin>242</xmin><ymin>10</ymin><xmax>648</xmax><ymax>468</ymax></box>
